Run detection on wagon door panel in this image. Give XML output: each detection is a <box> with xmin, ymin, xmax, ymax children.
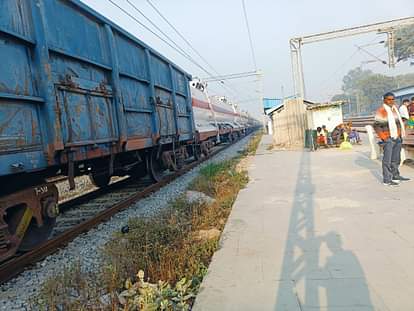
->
<box><xmin>56</xmin><ymin>87</ymin><xmax>116</xmax><ymax>147</ymax></box>
<box><xmin>43</xmin><ymin>0</ymin><xmax>119</xmax><ymax>158</ymax></box>
<box><xmin>0</xmin><ymin>1</ymin><xmax>47</xmax><ymax>175</ymax></box>
<box><xmin>0</xmin><ymin>39</ymin><xmax>40</xmax><ymax>151</ymax></box>
<box><xmin>154</xmin><ymin>88</ymin><xmax>176</xmax><ymax>138</ymax></box>
<box><xmin>150</xmin><ymin>54</ymin><xmax>178</xmax><ymax>140</ymax></box>
<box><xmin>121</xmin><ymin>79</ymin><xmax>152</xmax><ymax>136</ymax></box>
<box><xmin>0</xmin><ymin>103</ymin><xmax>42</xmax><ymax>152</ymax></box>
<box><xmin>115</xmin><ymin>32</ymin><xmax>153</xmax><ymax>150</ymax></box>
<box><xmin>118</xmin><ymin>76</ymin><xmax>154</xmax><ymax>150</ymax></box>
<box><xmin>173</xmin><ymin>69</ymin><xmax>193</xmax><ymax>141</ymax></box>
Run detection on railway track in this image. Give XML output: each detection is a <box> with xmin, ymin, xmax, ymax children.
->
<box><xmin>344</xmin><ymin>115</ymin><xmax>374</xmax><ymax>132</ymax></box>
<box><xmin>0</xmin><ymin>135</ymin><xmax>252</xmax><ymax>284</ymax></box>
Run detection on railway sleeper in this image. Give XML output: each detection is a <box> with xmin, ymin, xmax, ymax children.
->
<box><xmin>54</xmin><ymin>218</ymin><xmax>87</xmax><ymax>227</ymax></box>
<box><xmin>62</xmin><ymin>210</ymin><xmax>103</xmax><ymax>219</ymax></box>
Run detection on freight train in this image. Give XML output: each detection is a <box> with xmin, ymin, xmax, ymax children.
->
<box><xmin>0</xmin><ymin>0</ymin><xmax>259</xmax><ymax>261</ymax></box>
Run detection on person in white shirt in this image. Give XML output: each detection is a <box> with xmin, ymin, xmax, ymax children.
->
<box><xmin>399</xmin><ymin>99</ymin><xmax>410</xmax><ymax>122</ymax></box>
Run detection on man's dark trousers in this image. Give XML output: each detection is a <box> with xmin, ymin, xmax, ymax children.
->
<box><xmin>382</xmin><ymin>137</ymin><xmax>402</xmax><ymax>183</ymax></box>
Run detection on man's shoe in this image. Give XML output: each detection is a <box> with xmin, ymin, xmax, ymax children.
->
<box><xmin>393</xmin><ymin>176</ymin><xmax>411</xmax><ymax>182</ymax></box>
<box><xmin>383</xmin><ymin>181</ymin><xmax>400</xmax><ymax>186</ymax></box>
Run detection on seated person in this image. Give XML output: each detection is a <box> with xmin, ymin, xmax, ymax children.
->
<box><xmin>399</xmin><ymin>99</ymin><xmax>410</xmax><ymax>123</ymax></box>
<box><xmin>408</xmin><ymin>96</ymin><xmax>414</xmax><ymax>129</ymax></box>
<box><xmin>344</xmin><ymin>122</ymin><xmax>353</xmax><ymax>135</ymax></box>
<box><xmin>316</xmin><ymin>126</ymin><xmax>327</xmax><ymax>146</ymax></box>
<box><xmin>348</xmin><ymin>129</ymin><xmax>361</xmax><ymax>144</ymax></box>
<box><xmin>322</xmin><ymin>125</ymin><xmax>333</xmax><ymax>145</ymax></box>
<box><xmin>331</xmin><ymin>124</ymin><xmax>345</xmax><ymax>146</ymax></box>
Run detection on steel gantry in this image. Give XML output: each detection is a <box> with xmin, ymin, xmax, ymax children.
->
<box><xmin>290</xmin><ymin>16</ymin><xmax>414</xmax><ymax>99</ymax></box>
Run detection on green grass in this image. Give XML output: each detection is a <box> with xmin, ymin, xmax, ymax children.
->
<box><xmin>243</xmin><ymin>131</ymin><xmax>263</xmax><ymax>155</ymax></box>
<box><xmin>34</xmin><ymin>133</ymin><xmax>262</xmax><ymax>310</ymax></box>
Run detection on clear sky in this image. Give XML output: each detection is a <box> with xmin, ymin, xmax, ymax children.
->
<box><xmin>80</xmin><ymin>0</ymin><xmax>414</xmax><ymax>118</ymax></box>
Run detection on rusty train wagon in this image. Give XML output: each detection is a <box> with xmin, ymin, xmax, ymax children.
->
<box><xmin>0</xmin><ymin>0</ymin><xmax>196</xmax><ymax>260</ymax></box>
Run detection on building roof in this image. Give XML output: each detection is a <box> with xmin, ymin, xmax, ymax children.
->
<box><xmin>263</xmin><ymin>98</ymin><xmax>283</xmax><ymax>109</ymax></box>
<box><xmin>306</xmin><ymin>100</ymin><xmax>344</xmax><ymax>110</ymax></box>
<box><xmin>265</xmin><ymin>99</ymin><xmax>343</xmax><ymax>116</ymax></box>
<box><xmin>265</xmin><ymin>104</ymin><xmax>284</xmax><ymax>116</ymax></box>
<box><xmin>391</xmin><ymin>85</ymin><xmax>414</xmax><ymax>99</ymax></box>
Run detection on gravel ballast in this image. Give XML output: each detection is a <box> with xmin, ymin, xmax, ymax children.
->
<box><xmin>0</xmin><ymin>136</ymin><xmax>253</xmax><ymax>310</ymax></box>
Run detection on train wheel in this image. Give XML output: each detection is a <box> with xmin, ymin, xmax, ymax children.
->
<box><xmin>90</xmin><ymin>171</ymin><xmax>111</xmax><ymax>188</ymax></box>
<box><xmin>18</xmin><ymin>192</ymin><xmax>58</xmax><ymax>251</ymax></box>
<box><xmin>18</xmin><ymin>216</ymin><xmax>56</xmax><ymax>251</ymax></box>
<box><xmin>194</xmin><ymin>145</ymin><xmax>202</xmax><ymax>161</ymax></box>
<box><xmin>0</xmin><ymin>183</ymin><xmax>58</xmax><ymax>261</ymax></box>
<box><xmin>148</xmin><ymin>149</ymin><xmax>164</xmax><ymax>182</ymax></box>
<box><xmin>201</xmin><ymin>141</ymin><xmax>210</xmax><ymax>157</ymax></box>
<box><xmin>227</xmin><ymin>134</ymin><xmax>233</xmax><ymax>143</ymax></box>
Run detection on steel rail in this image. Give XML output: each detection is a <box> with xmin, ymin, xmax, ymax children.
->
<box><xmin>0</xmin><ymin>134</ymin><xmax>253</xmax><ymax>284</ymax></box>
<box><xmin>344</xmin><ymin>115</ymin><xmax>374</xmax><ymax>132</ymax></box>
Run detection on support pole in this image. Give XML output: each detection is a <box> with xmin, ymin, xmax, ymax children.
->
<box><xmin>290</xmin><ymin>39</ymin><xmax>305</xmax><ymax>99</ymax></box>
<box><xmin>387</xmin><ymin>30</ymin><xmax>396</xmax><ymax>68</ymax></box>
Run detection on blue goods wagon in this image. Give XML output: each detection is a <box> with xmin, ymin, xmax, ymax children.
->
<box><xmin>0</xmin><ymin>0</ymin><xmax>196</xmax><ymax>260</ymax></box>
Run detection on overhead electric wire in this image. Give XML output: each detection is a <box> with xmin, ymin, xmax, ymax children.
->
<box><xmin>107</xmin><ymin>0</ymin><xmax>215</xmax><ymax>78</ymax></box>
<box><xmin>316</xmin><ymin>48</ymin><xmax>363</xmax><ymax>101</ymax></box>
<box><xmin>241</xmin><ymin>0</ymin><xmax>257</xmax><ymax>71</ymax></box>
<box><xmin>205</xmin><ymin>74</ymin><xmax>259</xmax><ymax>82</ymax></box>
<box><xmin>235</xmin><ymin>97</ymin><xmax>264</xmax><ymax>104</ymax></box>
<box><xmin>318</xmin><ymin>49</ymin><xmax>360</xmax><ymax>89</ymax></box>
<box><xmin>240</xmin><ymin>0</ymin><xmax>262</xmax><ymax>114</ymax></box>
<box><xmin>144</xmin><ymin>0</ymin><xmax>258</xmax><ymax>101</ymax></box>
<box><xmin>107</xmin><ymin>0</ymin><xmax>257</xmax><ymax>106</ymax></box>
<box><xmin>316</xmin><ymin>36</ymin><xmax>385</xmax><ymax>97</ymax></box>
<box><xmin>317</xmin><ymin>34</ymin><xmax>396</xmax><ymax>101</ymax></box>
<box><xmin>203</xmin><ymin>70</ymin><xmax>258</xmax><ymax>79</ymax></box>
<box><xmin>124</xmin><ymin>0</ymin><xmax>196</xmax><ymax>63</ymax></box>
<box><xmin>321</xmin><ymin>49</ymin><xmax>388</xmax><ymax>100</ymax></box>
<box><xmin>145</xmin><ymin>0</ymin><xmax>220</xmax><ymax>77</ymax></box>
<box><xmin>318</xmin><ymin>36</ymin><xmax>386</xmax><ymax>100</ymax></box>
<box><xmin>203</xmin><ymin>70</ymin><xmax>259</xmax><ymax>81</ymax></box>
<box><xmin>364</xmin><ymin>51</ymin><xmax>391</xmax><ymax>71</ymax></box>
<box><xmin>355</xmin><ymin>44</ymin><xmax>387</xmax><ymax>64</ymax></box>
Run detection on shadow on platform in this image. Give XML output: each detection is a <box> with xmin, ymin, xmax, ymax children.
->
<box><xmin>354</xmin><ymin>151</ymin><xmax>382</xmax><ymax>182</ymax></box>
<box><xmin>274</xmin><ymin>152</ymin><xmax>374</xmax><ymax>310</ymax></box>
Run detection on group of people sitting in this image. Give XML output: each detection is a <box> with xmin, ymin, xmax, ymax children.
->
<box><xmin>398</xmin><ymin>96</ymin><xmax>414</xmax><ymax>127</ymax></box>
<box><xmin>315</xmin><ymin>123</ymin><xmax>361</xmax><ymax>148</ymax></box>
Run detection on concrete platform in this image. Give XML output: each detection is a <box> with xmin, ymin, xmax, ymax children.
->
<box><xmin>193</xmin><ymin>135</ymin><xmax>414</xmax><ymax>311</ymax></box>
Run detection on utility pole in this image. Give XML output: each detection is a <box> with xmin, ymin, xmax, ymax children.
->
<box><xmin>257</xmin><ymin>69</ymin><xmax>265</xmax><ymax>128</ymax></box>
<box><xmin>356</xmin><ymin>91</ymin><xmax>361</xmax><ymax>115</ymax></box>
<box><xmin>290</xmin><ymin>39</ymin><xmax>306</xmax><ymax>99</ymax></box>
<box><xmin>386</xmin><ymin>29</ymin><xmax>396</xmax><ymax>68</ymax></box>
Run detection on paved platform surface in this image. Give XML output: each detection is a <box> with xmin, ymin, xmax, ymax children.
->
<box><xmin>193</xmin><ymin>135</ymin><xmax>414</xmax><ymax>311</ymax></box>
